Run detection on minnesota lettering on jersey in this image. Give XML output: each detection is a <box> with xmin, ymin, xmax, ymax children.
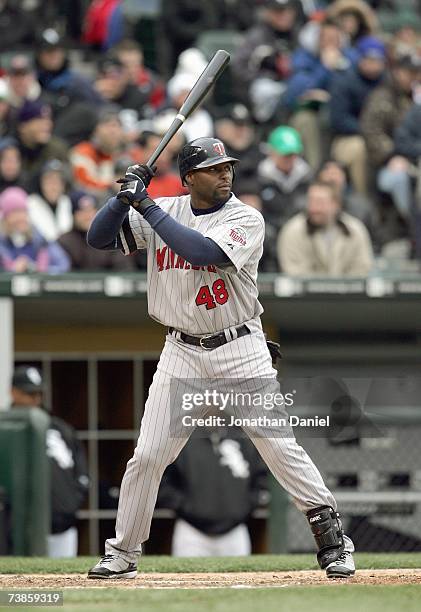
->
<box><xmin>156</xmin><ymin>245</ymin><xmax>217</xmax><ymax>274</ymax></box>
<box><xmin>119</xmin><ymin>194</ymin><xmax>264</xmax><ymax>334</ymax></box>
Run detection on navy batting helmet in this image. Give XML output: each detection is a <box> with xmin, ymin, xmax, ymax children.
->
<box><xmin>178</xmin><ymin>137</ymin><xmax>239</xmax><ymax>184</ymax></box>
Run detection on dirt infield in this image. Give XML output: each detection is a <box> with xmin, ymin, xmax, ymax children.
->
<box><xmin>1</xmin><ymin>569</ymin><xmax>420</xmax><ymax>589</ymax></box>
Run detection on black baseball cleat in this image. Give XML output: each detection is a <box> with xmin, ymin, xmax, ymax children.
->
<box><xmin>325</xmin><ymin>550</ymin><xmax>355</xmax><ymax>578</ymax></box>
<box><xmin>88</xmin><ymin>554</ymin><xmax>137</xmax><ymax>579</ymax></box>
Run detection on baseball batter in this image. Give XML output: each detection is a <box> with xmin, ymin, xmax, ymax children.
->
<box><xmin>87</xmin><ymin>137</ymin><xmax>355</xmax><ymax>579</ymax></box>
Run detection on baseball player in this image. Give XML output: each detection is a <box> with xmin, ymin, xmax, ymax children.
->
<box><xmin>87</xmin><ymin>137</ymin><xmax>355</xmax><ymax>579</ymax></box>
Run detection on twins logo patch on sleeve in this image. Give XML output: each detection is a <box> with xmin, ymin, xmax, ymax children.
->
<box><xmin>228</xmin><ymin>227</ymin><xmax>247</xmax><ymax>248</ymax></box>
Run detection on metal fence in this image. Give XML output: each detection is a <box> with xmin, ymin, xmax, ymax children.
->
<box><xmin>284</xmin><ymin>406</ymin><xmax>421</xmax><ymax>552</ymax></box>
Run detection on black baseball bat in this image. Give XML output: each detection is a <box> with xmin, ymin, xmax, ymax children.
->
<box><xmin>146</xmin><ymin>49</ymin><xmax>230</xmax><ymax>168</ymax></box>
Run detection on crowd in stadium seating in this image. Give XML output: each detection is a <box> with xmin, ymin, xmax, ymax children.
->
<box><xmin>0</xmin><ymin>0</ymin><xmax>421</xmax><ymax>275</ymax></box>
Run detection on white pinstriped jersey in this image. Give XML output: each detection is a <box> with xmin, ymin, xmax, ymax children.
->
<box><xmin>119</xmin><ymin>193</ymin><xmax>265</xmax><ymax>335</ymax></box>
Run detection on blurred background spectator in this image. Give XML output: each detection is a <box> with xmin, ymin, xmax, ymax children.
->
<box><xmin>361</xmin><ymin>53</ymin><xmax>421</xmax><ymax>251</ymax></box>
<box><xmin>15</xmin><ymin>100</ymin><xmax>69</xmax><ymax>190</ymax></box>
<box><xmin>235</xmin><ymin>178</ymin><xmax>263</xmax><ymax>213</ymax></box>
<box><xmin>0</xmin><ymin>186</ymin><xmax>70</xmax><ymax>273</ymax></box>
<box><xmin>27</xmin><ymin>159</ymin><xmax>73</xmax><ymax>242</ymax></box>
<box><xmin>82</xmin><ymin>0</ymin><xmax>126</xmax><ymax>52</ymax></box>
<box><xmin>0</xmin><ymin>0</ymin><xmax>418</xmax><ymax>271</ymax></box>
<box><xmin>0</xmin><ymin>81</ymin><xmax>11</xmax><ymax>138</ymax></box>
<box><xmin>284</xmin><ymin>17</ymin><xmax>357</xmax><ymax>169</ymax></box>
<box><xmin>326</xmin><ymin>0</ymin><xmax>379</xmax><ymax>48</ymax></box>
<box><xmin>36</xmin><ymin>28</ymin><xmax>102</xmax><ymax>115</ymax></box>
<box><xmin>94</xmin><ymin>56</ymin><xmax>150</xmax><ymax>120</ymax></box>
<box><xmin>233</xmin><ymin>0</ymin><xmax>301</xmax><ymax>123</ymax></box>
<box><xmin>0</xmin><ymin>0</ymin><xmax>33</xmax><ymax>53</ymax></box>
<box><xmin>0</xmin><ymin>137</ymin><xmax>26</xmax><ymax>191</ymax></box>
<box><xmin>329</xmin><ymin>35</ymin><xmax>387</xmax><ymax>195</ymax></box>
<box><xmin>70</xmin><ymin>106</ymin><xmax>124</xmax><ymax>199</ymax></box>
<box><xmin>159</xmin><ymin>0</ymin><xmax>220</xmax><ymax>75</ymax></box>
<box><xmin>391</xmin><ymin>102</ymin><xmax>421</xmax><ymax>257</ymax></box>
<box><xmin>258</xmin><ymin>126</ymin><xmax>313</xmax><ymax>271</ymax></box>
<box><xmin>215</xmin><ymin>103</ymin><xmax>265</xmax><ymax>185</ymax></box>
<box><xmin>317</xmin><ymin>159</ymin><xmax>372</xmax><ymax>225</ymax></box>
<box><xmin>2</xmin><ymin>54</ymin><xmax>41</xmax><ymax>118</ymax></box>
<box><xmin>58</xmin><ymin>189</ymin><xmax>135</xmax><ymax>270</ymax></box>
<box><xmin>111</xmin><ymin>38</ymin><xmax>165</xmax><ymax>111</ymax></box>
<box><xmin>277</xmin><ymin>179</ymin><xmax>374</xmax><ymax>275</ymax></box>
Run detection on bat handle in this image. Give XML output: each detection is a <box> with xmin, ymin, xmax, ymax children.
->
<box><xmin>146</xmin><ymin>115</ymin><xmax>186</xmax><ymax>168</ymax></box>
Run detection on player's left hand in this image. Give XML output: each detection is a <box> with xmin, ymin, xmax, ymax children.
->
<box><xmin>116</xmin><ymin>171</ymin><xmax>149</xmax><ymax>206</ymax></box>
<box><xmin>267</xmin><ymin>340</ymin><xmax>282</xmax><ymax>364</ymax></box>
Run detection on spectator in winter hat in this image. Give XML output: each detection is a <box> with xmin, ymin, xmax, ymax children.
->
<box><xmin>4</xmin><ymin>54</ymin><xmax>41</xmax><ymax>111</ymax></box>
<box><xmin>326</xmin><ymin>0</ymin><xmax>379</xmax><ymax>48</ymax></box>
<box><xmin>95</xmin><ymin>56</ymin><xmax>149</xmax><ymax>118</ymax></box>
<box><xmin>16</xmin><ymin>99</ymin><xmax>69</xmax><ymax>189</ymax></box>
<box><xmin>0</xmin><ymin>186</ymin><xmax>70</xmax><ymax>273</ymax></box>
<box><xmin>215</xmin><ymin>104</ymin><xmax>263</xmax><ymax>186</ymax></box>
<box><xmin>35</xmin><ymin>28</ymin><xmax>100</xmax><ymax>108</ymax></box>
<box><xmin>257</xmin><ymin>125</ymin><xmax>313</xmax><ymax>271</ymax></box>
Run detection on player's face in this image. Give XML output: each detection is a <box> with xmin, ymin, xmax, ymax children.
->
<box><xmin>187</xmin><ymin>162</ymin><xmax>234</xmax><ymax>206</ymax></box>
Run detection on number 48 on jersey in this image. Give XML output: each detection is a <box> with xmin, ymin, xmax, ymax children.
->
<box><xmin>195</xmin><ymin>278</ymin><xmax>229</xmax><ymax>310</ymax></box>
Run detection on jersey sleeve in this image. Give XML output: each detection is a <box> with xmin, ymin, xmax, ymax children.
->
<box><xmin>204</xmin><ymin>210</ymin><xmax>265</xmax><ymax>272</ymax></box>
<box><xmin>119</xmin><ymin>206</ymin><xmax>152</xmax><ymax>254</ymax></box>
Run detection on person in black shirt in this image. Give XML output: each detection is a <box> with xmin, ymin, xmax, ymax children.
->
<box><xmin>157</xmin><ymin>429</ymin><xmax>268</xmax><ymax>556</ymax></box>
<box><xmin>10</xmin><ymin>365</ymin><xmax>89</xmax><ymax>557</ymax></box>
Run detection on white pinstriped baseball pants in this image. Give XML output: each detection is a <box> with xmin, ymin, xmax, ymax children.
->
<box><xmin>105</xmin><ymin>317</ymin><xmax>336</xmax><ymax>562</ymax></box>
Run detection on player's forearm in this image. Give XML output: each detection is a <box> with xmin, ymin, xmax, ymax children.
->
<box><xmin>87</xmin><ymin>197</ymin><xmax>127</xmax><ymax>250</ymax></box>
<box><xmin>141</xmin><ymin>202</ymin><xmax>230</xmax><ymax>266</ymax></box>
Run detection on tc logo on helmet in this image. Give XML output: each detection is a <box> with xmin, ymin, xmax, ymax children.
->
<box><xmin>213</xmin><ymin>142</ymin><xmax>226</xmax><ymax>156</ymax></box>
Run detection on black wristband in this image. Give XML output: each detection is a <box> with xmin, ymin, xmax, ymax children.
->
<box><xmin>131</xmin><ymin>196</ymin><xmax>156</xmax><ymax>215</ymax></box>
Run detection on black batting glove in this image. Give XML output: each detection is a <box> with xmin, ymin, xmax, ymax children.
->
<box><xmin>116</xmin><ymin>171</ymin><xmax>149</xmax><ymax>206</ymax></box>
<box><xmin>267</xmin><ymin>340</ymin><xmax>283</xmax><ymax>364</ymax></box>
<box><xmin>117</xmin><ymin>164</ymin><xmax>156</xmax><ymax>188</ymax></box>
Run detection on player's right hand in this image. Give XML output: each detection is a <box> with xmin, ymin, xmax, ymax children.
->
<box><xmin>120</xmin><ymin>164</ymin><xmax>156</xmax><ymax>188</ymax></box>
